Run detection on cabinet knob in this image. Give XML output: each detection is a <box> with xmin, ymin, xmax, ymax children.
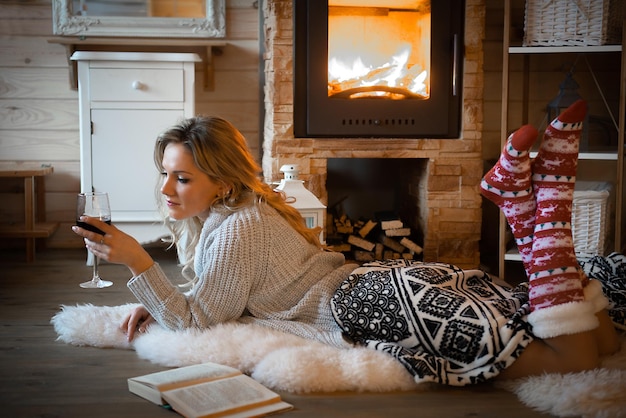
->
<box><xmin>132</xmin><ymin>81</ymin><xmax>144</xmax><ymax>90</ymax></box>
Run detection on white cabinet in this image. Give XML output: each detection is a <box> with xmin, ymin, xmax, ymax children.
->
<box><xmin>497</xmin><ymin>2</ymin><xmax>625</xmax><ymax>278</ymax></box>
<box><xmin>72</xmin><ymin>51</ymin><xmax>200</xmax><ymax>243</ymax></box>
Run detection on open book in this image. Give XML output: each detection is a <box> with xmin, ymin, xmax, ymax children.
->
<box><xmin>128</xmin><ymin>362</ymin><xmax>293</xmax><ymax>418</ymax></box>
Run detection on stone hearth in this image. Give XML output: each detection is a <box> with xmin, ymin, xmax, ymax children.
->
<box><xmin>262</xmin><ymin>0</ymin><xmax>484</xmax><ymax>269</ymax></box>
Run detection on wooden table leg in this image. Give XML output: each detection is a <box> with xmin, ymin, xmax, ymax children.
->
<box><xmin>24</xmin><ymin>175</ymin><xmax>35</xmax><ymax>262</ymax></box>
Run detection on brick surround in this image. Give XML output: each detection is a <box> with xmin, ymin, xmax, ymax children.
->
<box><xmin>262</xmin><ymin>0</ymin><xmax>485</xmax><ymax>269</ymax></box>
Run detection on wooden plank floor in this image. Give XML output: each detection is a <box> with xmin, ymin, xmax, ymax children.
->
<box><xmin>0</xmin><ymin>247</ymin><xmax>550</xmax><ymax>418</ymax></box>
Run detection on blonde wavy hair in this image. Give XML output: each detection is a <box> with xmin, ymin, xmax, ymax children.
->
<box><xmin>154</xmin><ymin>116</ymin><xmax>322</xmax><ymax>281</ymax></box>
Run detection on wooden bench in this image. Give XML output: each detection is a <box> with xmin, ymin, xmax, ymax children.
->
<box><xmin>0</xmin><ymin>163</ymin><xmax>60</xmax><ymax>262</ymax></box>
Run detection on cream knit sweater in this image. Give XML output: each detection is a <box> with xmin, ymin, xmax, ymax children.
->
<box><xmin>128</xmin><ymin>202</ymin><xmax>357</xmax><ymax>348</ymax></box>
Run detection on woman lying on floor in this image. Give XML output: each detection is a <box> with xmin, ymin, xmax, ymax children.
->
<box><xmin>72</xmin><ymin>100</ymin><xmax>620</xmax><ymax>386</ymax></box>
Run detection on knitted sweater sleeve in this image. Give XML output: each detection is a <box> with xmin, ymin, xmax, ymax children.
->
<box><xmin>127</xmin><ymin>208</ymin><xmax>265</xmax><ymax>330</ymax></box>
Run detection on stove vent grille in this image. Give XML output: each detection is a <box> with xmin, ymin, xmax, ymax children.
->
<box><xmin>341</xmin><ymin>118</ymin><xmax>417</xmax><ymax>126</ymax></box>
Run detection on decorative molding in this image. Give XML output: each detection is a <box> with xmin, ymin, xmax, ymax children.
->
<box><xmin>52</xmin><ymin>0</ymin><xmax>226</xmax><ymax>38</ymax></box>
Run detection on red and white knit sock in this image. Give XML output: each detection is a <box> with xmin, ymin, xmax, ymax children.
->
<box><xmin>481</xmin><ymin>124</ymin><xmax>538</xmax><ymax>276</ymax></box>
<box><xmin>528</xmin><ymin>99</ymin><xmax>601</xmax><ymax>338</ymax></box>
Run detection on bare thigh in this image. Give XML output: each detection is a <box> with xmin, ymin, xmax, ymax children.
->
<box><xmin>496</xmin><ymin>309</ymin><xmax>621</xmax><ymax>381</ymax></box>
<box><xmin>497</xmin><ymin>330</ymin><xmax>600</xmax><ymax>380</ymax></box>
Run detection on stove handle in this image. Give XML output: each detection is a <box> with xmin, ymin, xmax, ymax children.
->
<box><xmin>452</xmin><ymin>33</ymin><xmax>459</xmax><ymax>97</ymax></box>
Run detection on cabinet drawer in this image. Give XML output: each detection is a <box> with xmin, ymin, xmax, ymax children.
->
<box><xmin>89</xmin><ymin>68</ymin><xmax>184</xmax><ymax>102</ymax></box>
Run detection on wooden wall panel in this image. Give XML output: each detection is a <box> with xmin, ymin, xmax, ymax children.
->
<box><xmin>226</xmin><ymin>7</ymin><xmax>259</xmax><ymax>39</ymax></box>
<box><xmin>0</xmin><ymin>2</ymin><xmax>53</xmax><ymax>37</ymax></box>
<box><xmin>0</xmin><ymin>36</ymin><xmax>69</xmax><ymax>67</ymax></box>
<box><xmin>212</xmin><ymin>40</ymin><xmax>259</xmax><ymax>70</ymax></box>
<box><xmin>0</xmin><ymin>2</ymin><xmax>51</xmax><ymax>20</ymax></box>
<box><xmin>0</xmin><ymin>131</ymin><xmax>79</xmax><ymax>161</ymax></box>
<box><xmin>196</xmin><ymin>71</ymin><xmax>259</xmax><ymax>102</ymax></box>
<box><xmin>195</xmin><ymin>101</ymin><xmax>259</xmax><ymax>131</ymax></box>
<box><xmin>0</xmin><ymin>99</ymin><xmax>78</xmax><ymax>129</ymax></box>
<box><xmin>0</xmin><ymin>68</ymin><xmax>78</xmax><ymax>99</ymax></box>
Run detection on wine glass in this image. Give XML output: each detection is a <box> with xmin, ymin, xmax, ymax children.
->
<box><xmin>76</xmin><ymin>192</ymin><xmax>113</xmax><ymax>288</ymax></box>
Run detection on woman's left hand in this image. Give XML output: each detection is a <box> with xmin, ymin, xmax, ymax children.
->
<box><xmin>120</xmin><ymin>305</ymin><xmax>156</xmax><ymax>342</ymax></box>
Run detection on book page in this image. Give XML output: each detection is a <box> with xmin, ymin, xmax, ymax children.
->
<box><xmin>132</xmin><ymin>363</ymin><xmax>241</xmax><ymax>392</ymax></box>
<box><xmin>163</xmin><ymin>374</ymin><xmax>290</xmax><ymax>417</ymax></box>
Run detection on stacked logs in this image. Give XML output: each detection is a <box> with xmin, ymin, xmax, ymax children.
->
<box><xmin>325</xmin><ymin>213</ymin><xmax>423</xmax><ymax>262</ymax></box>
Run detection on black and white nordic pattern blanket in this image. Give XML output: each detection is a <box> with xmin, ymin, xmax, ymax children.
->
<box><xmin>331</xmin><ymin>260</ymin><xmax>534</xmax><ymax>386</ymax></box>
<box><xmin>331</xmin><ymin>255</ymin><xmax>626</xmax><ymax>386</ymax></box>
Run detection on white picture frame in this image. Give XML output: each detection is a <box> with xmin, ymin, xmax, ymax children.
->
<box><xmin>52</xmin><ymin>0</ymin><xmax>226</xmax><ymax>38</ymax></box>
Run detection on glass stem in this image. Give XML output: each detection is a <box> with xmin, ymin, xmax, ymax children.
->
<box><xmin>92</xmin><ymin>254</ymin><xmax>100</xmax><ymax>281</ymax></box>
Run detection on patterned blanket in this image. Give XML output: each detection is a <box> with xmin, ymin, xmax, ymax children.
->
<box><xmin>331</xmin><ymin>260</ymin><xmax>534</xmax><ymax>386</ymax></box>
<box><xmin>331</xmin><ymin>255</ymin><xmax>626</xmax><ymax>386</ymax></box>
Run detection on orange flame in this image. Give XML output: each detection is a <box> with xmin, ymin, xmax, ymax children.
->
<box><xmin>327</xmin><ymin>5</ymin><xmax>430</xmax><ymax>100</ymax></box>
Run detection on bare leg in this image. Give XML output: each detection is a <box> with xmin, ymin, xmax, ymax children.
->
<box><xmin>497</xmin><ymin>330</ymin><xmax>599</xmax><ymax>380</ymax></box>
<box><xmin>594</xmin><ymin>309</ymin><xmax>620</xmax><ymax>356</ymax></box>
<box><xmin>497</xmin><ymin>309</ymin><xmax>619</xmax><ymax>380</ymax></box>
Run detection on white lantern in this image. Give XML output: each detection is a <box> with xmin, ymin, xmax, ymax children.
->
<box><xmin>275</xmin><ymin>164</ymin><xmax>326</xmax><ymax>243</ymax></box>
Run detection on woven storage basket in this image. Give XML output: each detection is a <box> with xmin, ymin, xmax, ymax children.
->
<box><xmin>571</xmin><ymin>182</ymin><xmax>611</xmax><ymax>259</ymax></box>
<box><xmin>523</xmin><ymin>0</ymin><xmax>624</xmax><ymax>46</ymax></box>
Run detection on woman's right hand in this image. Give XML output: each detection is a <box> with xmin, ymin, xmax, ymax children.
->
<box><xmin>121</xmin><ymin>305</ymin><xmax>155</xmax><ymax>342</ymax></box>
<box><xmin>72</xmin><ymin>216</ymin><xmax>155</xmax><ymax>276</ymax></box>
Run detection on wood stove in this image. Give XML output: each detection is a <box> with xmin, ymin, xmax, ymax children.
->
<box><xmin>294</xmin><ymin>0</ymin><xmax>465</xmax><ymax>138</ymax></box>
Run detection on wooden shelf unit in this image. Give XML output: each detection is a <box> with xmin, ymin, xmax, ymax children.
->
<box><xmin>498</xmin><ymin>1</ymin><xmax>625</xmax><ymax>278</ymax></box>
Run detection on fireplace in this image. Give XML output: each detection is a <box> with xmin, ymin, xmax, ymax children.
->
<box><xmin>326</xmin><ymin>158</ymin><xmax>428</xmax><ymax>249</ymax></box>
<box><xmin>294</xmin><ymin>0</ymin><xmax>465</xmax><ymax>138</ymax></box>
<box><xmin>262</xmin><ymin>0</ymin><xmax>484</xmax><ymax>269</ymax></box>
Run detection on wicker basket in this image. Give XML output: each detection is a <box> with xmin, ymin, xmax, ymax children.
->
<box><xmin>523</xmin><ymin>0</ymin><xmax>624</xmax><ymax>46</ymax></box>
<box><xmin>571</xmin><ymin>182</ymin><xmax>612</xmax><ymax>259</ymax></box>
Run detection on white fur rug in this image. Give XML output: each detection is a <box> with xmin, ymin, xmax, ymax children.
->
<box><xmin>51</xmin><ymin>303</ymin><xmax>626</xmax><ymax>417</ymax></box>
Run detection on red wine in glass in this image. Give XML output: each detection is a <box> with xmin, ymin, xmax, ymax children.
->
<box><xmin>75</xmin><ymin>219</ymin><xmax>111</xmax><ymax>236</ymax></box>
<box><xmin>76</xmin><ymin>192</ymin><xmax>112</xmax><ymax>288</ymax></box>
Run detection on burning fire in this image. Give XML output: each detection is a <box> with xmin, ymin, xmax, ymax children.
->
<box><xmin>327</xmin><ymin>3</ymin><xmax>430</xmax><ymax>100</ymax></box>
<box><xmin>328</xmin><ymin>44</ymin><xmax>428</xmax><ymax>99</ymax></box>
